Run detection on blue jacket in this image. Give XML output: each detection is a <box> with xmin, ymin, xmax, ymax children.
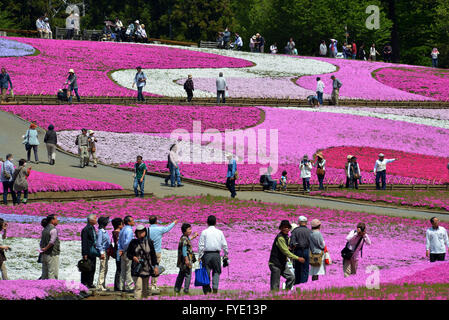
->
<box><xmin>226</xmin><ymin>159</ymin><xmax>237</xmax><ymax>178</ymax></box>
<box><xmin>25</xmin><ymin>129</ymin><xmax>40</xmax><ymax>146</ymax></box>
<box><xmin>0</xmin><ymin>73</ymin><xmax>12</xmax><ymax>89</ymax></box>
<box><xmin>117</xmin><ymin>225</ymin><xmax>133</xmax><ymax>255</ymax></box>
<box><xmin>96</xmin><ymin>228</ymin><xmax>111</xmax><ymax>255</ymax></box>
<box><xmin>149</xmin><ymin>222</ymin><xmax>176</xmax><ymax>253</ymax></box>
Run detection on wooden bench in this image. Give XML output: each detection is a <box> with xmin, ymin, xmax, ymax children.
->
<box><xmin>83</xmin><ymin>29</ymin><xmax>103</xmax><ymax>41</ymax></box>
<box><xmin>199</xmin><ymin>40</ymin><xmax>219</xmax><ymax>49</ymax></box>
<box><xmin>0</xmin><ymin>28</ymin><xmax>38</xmax><ymax>37</ymax></box>
<box><xmin>55</xmin><ymin>27</ymin><xmax>81</xmax><ymax>40</ymax></box>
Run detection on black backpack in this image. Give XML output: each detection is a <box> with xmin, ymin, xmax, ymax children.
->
<box><xmin>260</xmin><ymin>174</ymin><xmax>267</xmax><ymax>185</ymax></box>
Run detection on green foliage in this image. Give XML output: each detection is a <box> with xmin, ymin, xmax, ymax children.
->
<box><xmin>0</xmin><ymin>8</ymin><xmax>16</xmax><ymax>29</ymax></box>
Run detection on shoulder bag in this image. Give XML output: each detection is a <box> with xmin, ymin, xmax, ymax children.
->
<box><xmin>24</xmin><ymin>130</ymin><xmax>31</xmax><ymax>152</ymax></box>
<box><xmin>341</xmin><ymin>232</ymin><xmax>364</xmax><ymax>260</ymax></box>
<box><xmin>309</xmin><ymin>233</ymin><xmax>324</xmax><ymax>267</ymax></box>
<box><xmin>2</xmin><ymin>161</ymin><xmax>11</xmax><ymax>180</ymax></box>
<box><xmin>194</xmin><ymin>261</ymin><xmax>210</xmax><ymax>287</ymax></box>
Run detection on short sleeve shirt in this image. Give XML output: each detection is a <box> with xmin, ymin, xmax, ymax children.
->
<box><xmin>135</xmin><ymin>162</ymin><xmax>147</xmax><ymax>180</ymax></box>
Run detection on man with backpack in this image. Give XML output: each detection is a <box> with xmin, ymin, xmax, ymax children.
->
<box><xmin>75</xmin><ymin>129</ymin><xmax>89</xmax><ymax>168</ymax></box>
<box><xmin>342</xmin><ymin>222</ymin><xmax>371</xmax><ymax>277</ymax></box>
<box><xmin>331</xmin><ymin>75</ymin><xmax>342</xmax><ymax>105</ymax></box>
<box><xmin>184</xmin><ymin>75</ymin><xmax>194</xmax><ymax>102</ymax></box>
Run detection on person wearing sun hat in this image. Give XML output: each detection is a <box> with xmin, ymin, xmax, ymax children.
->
<box><xmin>65</xmin><ymin>68</ymin><xmax>80</xmax><ymax>104</ymax></box>
<box><xmin>290</xmin><ymin>215</ymin><xmax>311</xmax><ymax>285</ymax></box>
<box><xmin>313</xmin><ymin>151</ymin><xmax>326</xmax><ymax>190</ymax></box>
<box><xmin>87</xmin><ymin>130</ymin><xmax>98</xmax><ymax>168</ymax></box>
<box><xmin>373</xmin><ymin>153</ymin><xmax>397</xmax><ymax>190</ymax></box>
<box><xmin>309</xmin><ymin>219</ymin><xmax>326</xmax><ymax>281</ymax></box>
<box><xmin>345</xmin><ymin>155</ymin><xmax>353</xmax><ymax>188</ymax></box>
<box><xmin>348</xmin><ymin>156</ymin><xmax>361</xmax><ymax>189</ymax></box>
<box><xmin>133</xmin><ymin>66</ymin><xmax>147</xmax><ymax>102</ymax></box>
<box><xmin>268</xmin><ymin>220</ymin><xmax>304</xmax><ymax>291</ymax></box>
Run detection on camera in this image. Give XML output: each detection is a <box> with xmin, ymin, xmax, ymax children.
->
<box><xmin>223</xmin><ymin>257</ymin><xmax>229</xmax><ymax>268</ymax></box>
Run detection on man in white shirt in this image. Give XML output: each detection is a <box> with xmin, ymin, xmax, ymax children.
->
<box><xmin>426</xmin><ymin>217</ymin><xmax>449</xmax><ymax>262</ymax></box>
<box><xmin>36</xmin><ymin>16</ymin><xmax>45</xmax><ymax>38</ymax></box>
<box><xmin>316</xmin><ymin>77</ymin><xmax>325</xmax><ymax>106</ymax></box>
<box><xmin>216</xmin><ymin>72</ymin><xmax>227</xmax><ymax>104</ymax></box>
<box><xmin>319</xmin><ymin>40</ymin><xmax>327</xmax><ymax>56</ymax></box>
<box><xmin>132</xmin><ymin>66</ymin><xmax>147</xmax><ymax>102</ymax></box>
<box><xmin>300</xmin><ymin>155</ymin><xmax>312</xmax><ymax>191</ymax></box>
<box><xmin>169</xmin><ymin>144</ymin><xmax>183</xmax><ymax>187</ymax></box>
<box><xmin>198</xmin><ymin>215</ymin><xmax>228</xmax><ymax>294</ymax></box>
<box><xmin>234</xmin><ymin>33</ymin><xmax>243</xmax><ymax>50</ymax></box>
<box><xmin>373</xmin><ymin>153</ymin><xmax>396</xmax><ymax>190</ymax></box>
<box><xmin>343</xmin><ymin>222</ymin><xmax>371</xmax><ymax>277</ymax></box>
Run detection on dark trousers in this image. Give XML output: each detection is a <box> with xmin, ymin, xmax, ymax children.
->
<box><xmin>137</xmin><ymin>86</ymin><xmax>145</xmax><ymax>101</ymax></box>
<box><xmin>202</xmin><ymin>252</ymin><xmax>221</xmax><ymax>294</ymax></box>
<box><xmin>316</xmin><ymin>91</ymin><xmax>323</xmax><ymax>105</ymax></box>
<box><xmin>293</xmin><ymin>247</ymin><xmax>309</xmax><ymax>284</ymax></box>
<box><xmin>66</xmin><ymin>28</ymin><xmax>74</xmax><ymax>39</ymax></box>
<box><xmin>68</xmin><ymin>87</ymin><xmax>80</xmax><ymax>103</ymax></box>
<box><xmin>81</xmin><ymin>256</ymin><xmax>97</xmax><ymax>287</ymax></box>
<box><xmin>114</xmin><ymin>258</ymin><xmax>121</xmax><ymax>291</ymax></box>
<box><xmin>217</xmin><ymin>90</ymin><xmax>225</xmax><ymax>103</ymax></box>
<box><xmin>317</xmin><ymin>174</ymin><xmax>325</xmax><ymax>190</ymax></box>
<box><xmin>27</xmin><ymin>145</ymin><xmax>39</xmax><ymax>162</ymax></box>
<box><xmin>345</xmin><ymin>176</ymin><xmax>350</xmax><ymax>188</ymax></box>
<box><xmin>174</xmin><ymin>267</ymin><xmax>192</xmax><ymax>293</ymax></box>
<box><xmin>375</xmin><ymin>170</ymin><xmax>387</xmax><ymax>190</ymax></box>
<box><xmin>430</xmin><ymin>253</ymin><xmax>445</xmax><ymax>262</ymax></box>
<box><xmin>16</xmin><ymin>189</ymin><xmax>29</xmax><ymax>204</ymax></box>
<box><xmin>186</xmin><ymin>89</ymin><xmax>193</xmax><ymax>102</ymax></box>
<box><xmin>226</xmin><ymin>177</ymin><xmax>236</xmax><ymax>198</ymax></box>
<box><xmin>2</xmin><ymin>181</ymin><xmax>17</xmax><ymax>205</ymax></box>
<box><xmin>432</xmin><ymin>58</ymin><xmax>438</xmax><ymax>68</ymax></box>
<box><xmin>350</xmin><ymin>177</ymin><xmax>359</xmax><ymax>189</ymax></box>
<box><xmin>269</xmin><ymin>264</ymin><xmax>295</xmax><ymax>291</ymax></box>
<box><xmin>302</xmin><ymin>178</ymin><xmax>310</xmax><ymax>191</ymax></box>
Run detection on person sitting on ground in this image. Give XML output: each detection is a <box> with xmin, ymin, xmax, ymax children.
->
<box><xmin>307</xmin><ymin>95</ymin><xmax>319</xmax><ymax>107</ymax></box>
<box><xmin>280</xmin><ymin>171</ymin><xmax>288</xmax><ymax>191</ymax></box>
<box><xmin>260</xmin><ymin>166</ymin><xmax>277</xmax><ymax>191</ymax></box>
<box><xmin>102</xmin><ymin>24</ymin><xmax>114</xmax><ymax>41</ymax></box>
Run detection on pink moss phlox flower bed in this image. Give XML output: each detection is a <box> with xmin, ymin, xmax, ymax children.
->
<box><xmin>0</xmin><ymin>104</ymin><xmax>262</xmax><ymax>133</ymax></box>
<box><xmin>309</xmin><ymin>191</ymin><xmax>449</xmax><ymax>212</ymax></box>
<box><xmin>322</xmin><ymin>146</ymin><xmax>449</xmax><ymax>183</ymax></box>
<box><xmin>0</xmin><ymin>170</ymin><xmax>123</xmax><ymax>193</ymax></box>
<box><xmin>0</xmin><ymin>37</ymin><xmax>252</xmax><ymax>96</ymax></box>
<box><xmin>296</xmin><ymin>57</ymin><xmax>437</xmax><ymax>101</ymax></box>
<box><xmin>374</xmin><ymin>67</ymin><xmax>449</xmax><ymax>101</ymax></box>
<box><xmin>0</xmin><ymin>279</ymin><xmax>88</xmax><ymax>300</ymax></box>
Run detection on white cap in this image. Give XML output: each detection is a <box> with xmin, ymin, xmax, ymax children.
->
<box><xmin>69</xmin><ymin>69</ymin><xmax>74</xmax><ymax>73</ymax></box>
<box><xmin>298</xmin><ymin>216</ymin><xmax>308</xmax><ymax>223</ymax></box>
<box><xmin>378</xmin><ymin>153</ymin><xmax>384</xmax><ymax>157</ymax></box>
<box><xmin>135</xmin><ymin>20</ymin><xmax>139</xmax><ymax>24</ymax></box>
<box><xmin>88</xmin><ymin>130</ymin><xmax>94</xmax><ymax>135</ymax></box>
<box><xmin>136</xmin><ymin>225</ymin><xmax>145</xmax><ymax>231</ymax></box>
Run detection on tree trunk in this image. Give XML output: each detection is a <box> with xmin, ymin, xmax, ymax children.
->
<box><xmin>388</xmin><ymin>0</ymin><xmax>400</xmax><ymax>63</ymax></box>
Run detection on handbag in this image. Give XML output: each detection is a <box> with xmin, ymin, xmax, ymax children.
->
<box><xmin>194</xmin><ymin>262</ymin><xmax>210</xmax><ymax>287</ymax></box>
<box><xmin>77</xmin><ymin>258</ymin><xmax>93</xmax><ymax>272</ymax></box>
<box><xmin>233</xmin><ymin>170</ymin><xmax>239</xmax><ymax>180</ymax></box>
<box><xmin>309</xmin><ymin>251</ymin><xmax>324</xmax><ymax>267</ymax></box>
<box><xmin>2</xmin><ymin>161</ymin><xmax>11</xmax><ymax>180</ymax></box>
<box><xmin>24</xmin><ymin>130</ymin><xmax>31</xmax><ymax>151</ymax></box>
<box><xmin>341</xmin><ymin>232</ymin><xmax>364</xmax><ymax>260</ymax></box>
<box><xmin>316</xmin><ymin>167</ymin><xmax>325</xmax><ymax>176</ymax></box>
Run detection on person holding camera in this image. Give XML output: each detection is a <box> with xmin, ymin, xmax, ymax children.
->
<box><xmin>174</xmin><ymin>223</ymin><xmax>199</xmax><ymax>294</ymax></box>
<box><xmin>313</xmin><ymin>152</ymin><xmax>326</xmax><ymax>190</ymax></box>
<box><xmin>127</xmin><ymin>225</ymin><xmax>159</xmax><ymax>299</ymax></box>
<box><xmin>347</xmin><ymin>156</ymin><xmax>361</xmax><ymax>189</ymax></box>
<box><xmin>300</xmin><ymin>155</ymin><xmax>312</xmax><ymax>192</ymax></box>
<box><xmin>342</xmin><ymin>222</ymin><xmax>371</xmax><ymax>277</ymax></box>
<box><xmin>0</xmin><ymin>218</ymin><xmax>10</xmax><ymax>280</ymax></box>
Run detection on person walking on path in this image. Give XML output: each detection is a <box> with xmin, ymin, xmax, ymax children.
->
<box><xmin>127</xmin><ymin>225</ymin><xmax>159</xmax><ymax>299</ymax></box>
<box><xmin>174</xmin><ymin>223</ymin><xmax>199</xmax><ymax>294</ymax></box>
<box><xmin>198</xmin><ymin>215</ymin><xmax>229</xmax><ymax>294</ymax></box>
<box><xmin>12</xmin><ymin>159</ymin><xmax>30</xmax><ymax>204</ymax></box>
<box><xmin>431</xmin><ymin>48</ymin><xmax>440</xmax><ymax>68</ymax></box>
<box><xmin>269</xmin><ymin>220</ymin><xmax>304</xmax><ymax>291</ymax></box>
<box><xmin>313</xmin><ymin>152</ymin><xmax>326</xmax><ymax>190</ymax></box>
<box><xmin>118</xmin><ymin>215</ymin><xmax>135</xmax><ymax>292</ymax></box>
<box><xmin>216</xmin><ymin>72</ymin><xmax>227</xmax><ymax>104</ymax></box>
<box><xmin>184</xmin><ymin>75</ymin><xmax>194</xmax><ymax>102</ymax></box>
<box><xmin>23</xmin><ymin>123</ymin><xmax>40</xmax><ymax>164</ymax></box>
<box><xmin>96</xmin><ymin>216</ymin><xmax>111</xmax><ymax>291</ymax></box>
<box><xmin>44</xmin><ymin>124</ymin><xmax>57</xmax><ymax>165</ymax></box>
<box><xmin>330</xmin><ymin>75</ymin><xmax>342</xmax><ymax>106</ymax></box>
<box><xmin>111</xmin><ymin>218</ymin><xmax>124</xmax><ymax>291</ymax></box>
<box><xmin>133</xmin><ymin>156</ymin><xmax>147</xmax><ymax>197</ymax></box>
<box><xmin>75</xmin><ymin>129</ymin><xmax>89</xmax><ymax>168</ymax></box>
<box><xmin>373</xmin><ymin>153</ymin><xmax>396</xmax><ymax>190</ymax></box>
<box><xmin>309</xmin><ymin>219</ymin><xmax>326</xmax><ymax>281</ymax></box>
<box><xmin>348</xmin><ymin>156</ymin><xmax>361</xmax><ymax>189</ymax></box>
<box><xmin>426</xmin><ymin>217</ymin><xmax>449</xmax><ymax>262</ymax></box>
<box><xmin>133</xmin><ymin>66</ymin><xmax>147</xmax><ymax>102</ymax></box>
<box><xmin>1</xmin><ymin>154</ymin><xmax>17</xmax><ymax>205</ymax></box>
<box><xmin>0</xmin><ymin>68</ymin><xmax>13</xmax><ymax>103</ymax></box>
<box><xmin>65</xmin><ymin>69</ymin><xmax>80</xmax><ymax>104</ymax></box>
<box><xmin>290</xmin><ymin>216</ymin><xmax>311</xmax><ymax>285</ymax></box>
<box><xmin>148</xmin><ymin>215</ymin><xmax>177</xmax><ymax>294</ymax></box>
<box><xmin>316</xmin><ymin>77</ymin><xmax>325</xmax><ymax>106</ymax></box>
<box><xmin>369</xmin><ymin>44</ymin><xmax>380</xmax><ymax>61</ymax></box>
<box><xmin>88</xmin><ymin>130</ymin><xmax>98</xmax><ymax>168</ymax></box>
<box><xmin>345</xmin><ymin>155</ymin><xmax>353</xmax><ymax>188</ymax></box>
<box><xmin>226</xmin><ymin>154</ymin><xmax>237</xmax><ymax>198</ymax></box>
<box><xmin>0</xmin><ymin>219</ymin><xmax>10</xmax><ymax>280</ymax></box>
<box><xmin>342</xmin><ymin>222</ymin><xmax>371</xmax><ymax>277</ymax></box>
<box><xmin>81</xmin><ymin>214</ymin><xmax>99</xmax><ymax>289</ymax></box>
<box><xmin>40</xmin><ymin>214</ymin><xmax>60</xmax><ymax>279</ymax></box>
<box><xmin>319</xmin><ymin>40</ymin><xmax>327</xmax><ymax>57</ymax></box>
<box><xmin>300</xmin><ymin>155</ymin><xmax>312</xmax><ymax>192</ymax></box>
<box><xmin>169</xmin><ymin>144</ymin><xmax>183</xmax><ymax>188</ymax></box>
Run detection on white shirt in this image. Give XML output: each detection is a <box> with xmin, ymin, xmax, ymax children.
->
<box><xmin>426</xmin><ymin>226</ymin><xmax>449</xmax><ymax>254</ymax></box>
<box><xmin>319</xmin><ymin>43</ymin><xmax>327</xmax><ymax>55</ymax></box>
<box><xmin>36</xmin><ymin>19</ymin><xmax>44</xmax><ymax>30</ymax></box>
<box><xmin>347</xmin><ymin>162</ymin><xmax>361</xmax><ymax>177</ymax></box>
<box><xmin>431</xmin><ymin>51</ymin><xmax>439</xmax><ymax>59</ymax></box>
<box><xmin>316</xmin><ymin>80</ymin><xmax>325</xmax><ymax>93</ymax></box>
<box><xmin>44</xmin><ymin>22</ymin><xmax>51</xmax><ymax>31</ymax></box>
<box><xmin>169</xmin><ymin>150</ymin><xmax>179</xmax><ymax>166</ymax></box>
<box><xmin>370</xmin><ymin>47</ymin><xmax>377</xmax><ymax>56</ymax></box>
<box><xmin>314</xmin><ymin>159</ymin><xmax>326</xmax><ymax>171</ymax></box>
<box><xmin>198</xmin><ymin>226</ymin><xmax>228</xmax><ymax>258</ymax></box>
<box><xmin>235</xmin><ymin>36</ymin><xmax>243</xmax><ymax>47</ymax></box>
<box><xmin>346</xmin><ymin>230</ymin><xmax>371</xmax><ymax>259</ymax></box>
<box><xmin>373</xmin><ymin>159</ymin><xmax>395</xmax><ymax>173</ymax></box>
<box><xmin>270</xmin><ymin>45</ymin><xmax>278</xmax><ymax>54</ymax></box>
<box><xmin>300</xmin><ymin>161</ymin><xmax>312</xmax><ymax>178</ymax></box>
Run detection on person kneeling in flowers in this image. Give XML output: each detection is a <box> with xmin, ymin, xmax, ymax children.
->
<box><xmin>342</xmin><ymin>223</ymin><xmax>371</xmax><ymax>277</ymax></box>
<box><xmin>268</xmin><ymin>220</ymin><xmax>305</xmax><ymax>291</ymax></box>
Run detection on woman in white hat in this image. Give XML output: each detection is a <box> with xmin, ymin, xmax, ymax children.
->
<box><xmin>309</xmin><ymin>219</ymin><xmax>326</xmax><ymax>281</ymax></box>
<box><xmin>313</xmin><ymin>152</ymin><xmax>326</xmax><ymax>190</ymax></box>
<box><xmin>65</xmin><ymin>69</ymin><xmax>80</xmax><ymax>104</ymax></box>
<box><xmin>87</xmin><ymin>130</ymin><xmax>98</xmax><ymax>168</ymax></box>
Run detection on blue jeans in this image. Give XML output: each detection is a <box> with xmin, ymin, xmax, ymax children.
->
<box><xmin>226</xmin><ymin>177</ymin><xmax>236</xmax><ymax>198</ymax></box>
<box><xmin>169</xmin><ymin>163</ymin><xmax>181</xmax><ymax>186</ymax></box>
<box><xmin>137</xmin><ymin>86</ymin><xmax>144</xmax><ymax>101</ymax></box>
<box><xmin>376</xmin><ymin>170</ymin><xmax>386</xmax><ymax>190</ymax></box>
<box><xmin>133</xmin><ymin>177</ymin><xmax>145</xmax><ymax>197</ymax></box>
<box><xmin>317</xmin><ymin>174</ymin><xmax>325</xmax><ymax>190</ymax></box>
<box><xmin>269</xmin><ymin>181</ymin><xmax>277</xmax><ymax>191</ymax></box>
<box><xmin>68</xmin><ymin>87</ymin><xmax>80</xmax><ymax>102</ymax></box>
<box><xmin>432</xmin><ymin>58</ymin><xmax>438</xmax><ymax>68</ymax></box>
<box><xmin>293</xmin><ymin>247</ymin><xmax>309</xmax><ymax>284</ymax></box>
<box><xmin>302</xmin><ymin>178</ymin><xmax>310</xmax><ymax>191</ymax></box>
<box><xmin>352</xmin><ymin>54</ymin><xmax>356</xmax><ymax>60</ymax></box>
<box><xmin>316</xmin><ymin>92</ymin><xmax>323</xmax><ymax>105</ymax></box>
